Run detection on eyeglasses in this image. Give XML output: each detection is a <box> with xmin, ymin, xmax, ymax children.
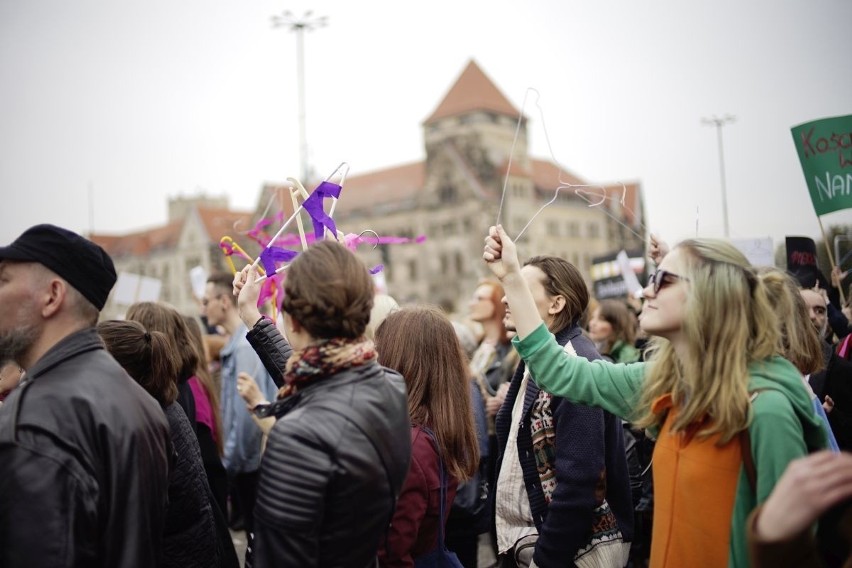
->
<box><xmin>648</xmin><ymin>269</ymin><xmax>688</xmax><ymax>294</ymax></box>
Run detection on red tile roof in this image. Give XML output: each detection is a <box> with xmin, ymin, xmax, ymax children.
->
<box><xmin>424</xmin><ymin>60</ymin><xmax>520</xmax><ymax>124</ymax></box>
<box><xmin>530</xmin><ymin>158</ymin><xmax>588</xmax><ymax>189</ymax></box>
<box><xmin>90</xmin><ymin>206</ymin><xmax>253</xmax><ymax>258</ymax></box>
<box><xmin>197</xmin><ymin>206</ymin><xmax>254</xmax><ymax>244</ymax></box>
<box><xmin>333</xmin><ymin>161</ymin><xmax>425</xmax><ymax>216</ymax></box>
<box><xmin>91</xmin><ymin>220</ymin><xmax>183</xmax><ymax>258</ymax></box>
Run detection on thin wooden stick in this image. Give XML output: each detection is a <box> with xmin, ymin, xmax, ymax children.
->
<box><xmin>818</xmin><ymin>216</ymin><xmax>846</xmax><ymax>306</ymax></box>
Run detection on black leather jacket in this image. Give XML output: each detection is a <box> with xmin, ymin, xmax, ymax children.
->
<box><xmin>0</xmin><ymin>328</ymin><xmax>172</xmax><ymax>568</ymax></box>
<box><xmin>246</xmin><ymin>318</ymin><xmax>292</xmax><ymax>388</ymax></box>
<box><xmin>246</xmin><ymin>320</ymin><xmax>412</xmax><ymax>567</ymax></box>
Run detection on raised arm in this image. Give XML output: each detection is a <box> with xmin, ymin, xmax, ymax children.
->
<box><xmin>234</xmin><ymin>264</ymin><xmax>291</xmax><ymax>387</ymax></box>
<box><xmin>483</xmin><ymin>224</ymin><xmax>544</xmax><ymax>340</ymax></box>
<box><xmin>748</xmin><ymin>451</ymin><xmax>852</xmax><ymax>568</ymax></box>
<box><xmin>516</xmin><ymin>325</ymin><xmax>645</xmax><ymax>421</ymax></box>
<box><xmin>233</xmin><ymin>264</ymin><xmax>263</xmax><ymax>329</ymax></box>
<box><xmin>484</xmin><ymin>225</ymin><xmax>644</xmax><ymax>418</ymax></box>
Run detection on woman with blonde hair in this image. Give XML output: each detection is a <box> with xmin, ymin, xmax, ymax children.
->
<box><xmin>374</xmin><ymin>306</ymin><xmax>479</xmax><ymax>566</ymax></box>
<box><xmin>758</xmin><ymin>267</ymin><xmax>838</xmax><ymax>451</ymax></box>
<box><xmin>484</xmin><ymin>226</ymin><xmax>829</xmax><ymax>568</ymax></box>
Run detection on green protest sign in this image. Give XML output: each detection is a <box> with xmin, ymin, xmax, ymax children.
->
<box><xmin>791</xmin><ymin>114</ymin><xmax>852</xmax><ymax>216</ymax></box>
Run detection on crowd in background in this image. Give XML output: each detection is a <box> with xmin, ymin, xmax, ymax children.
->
<box><xmin>0</xmin><ymin>223</ymin><xmax>850</xmax><ymax>568</ymax></box>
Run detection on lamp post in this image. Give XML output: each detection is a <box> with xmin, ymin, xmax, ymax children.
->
<box><xmin>701</xmin><ymin>114</ymin><xmax>736</xmax><ymax>238</ymax></box>
<box><xmin>272</xmin><ymin>10</ymin><xmax>328</xmax><ymax>183</ymax></box>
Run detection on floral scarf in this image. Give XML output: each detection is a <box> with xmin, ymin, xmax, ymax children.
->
<box><xmin>279</xmin><ymin>336</ymin><xmax>377</xmax><ymax>397</ymax></box>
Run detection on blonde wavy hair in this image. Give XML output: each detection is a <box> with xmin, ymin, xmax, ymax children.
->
<box><xmin>756</xmin><ymin>267</ymin><xmax>824</xmax><ymax>376</ymax></box>
<box><xmin>634</xmin><ymin>239</ymin><xmax>780</xmax><ymax>443</ymax></box>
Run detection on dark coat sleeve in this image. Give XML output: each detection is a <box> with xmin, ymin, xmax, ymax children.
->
<box><xmin>533</xmin><ymin>401</ymin><xmax>607</xmax><ymax>567</ymax></box>
<box><xmin>380</xmin><ymin>430</ymin><xmax>431</xmax><ymax>568</ymax></box>
<box><xmin>828</xmin><ymin>302</ymin><xmax>851</xmax><ymax>340</ymax></box>
<box><xmin>246</xmin><ymin>318</ymin><xmax>293</xmax><ymax>388</ymax></box>
<box><xmin>379</xmin><ymin>428</ymin><xmax>457</xmax><ymax>568</ymax></box>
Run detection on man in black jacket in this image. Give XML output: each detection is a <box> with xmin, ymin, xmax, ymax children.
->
<box><xmin>0</xmin><ymin>224</ymin><xmax>172</xmax><ymax>568</ymax></box>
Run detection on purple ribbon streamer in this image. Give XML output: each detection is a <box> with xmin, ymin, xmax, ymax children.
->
<box><xmin>259</xmin><ymin>246</ymin><xmax>299</xmax><ymax>277</ymax></box>
<box><xmin>302</xmin><ymin>181</ymin><xmax>342</xmax><ymax>240</ymax></box>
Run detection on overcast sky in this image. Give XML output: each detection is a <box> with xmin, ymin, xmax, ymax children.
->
<box><xmin>2</xmin><ymin>0</ymin><xmax>851</xmax><ymax>251</ymax></box>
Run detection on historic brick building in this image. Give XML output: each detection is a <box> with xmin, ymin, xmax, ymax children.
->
<box><xmin>90</xmin><ymin>196</ymin><xmax>253</xmax><ymax>318</ymax></box>
<box><xmin>92</xmin><ymin>60</ymin><xmax>645</xmax><ymax>317</ymax></box>
<box><xmin>299</xmin><ymin>60</ymin><xmax>645</xmax><ymax>310</ymax></box>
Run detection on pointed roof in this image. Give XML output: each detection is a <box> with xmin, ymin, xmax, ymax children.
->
<box><xmin>424</xmin><ymin>60</ymin><xmax>519</xmax><ymax>124</ymax></box>
<box><xmin>333</xmin><ymin>161</ymin><xmax>426</xmax><ymax>216</ymax></box>
<box><xmin>196</xmin><ymin>206</ymin><xmax>254</xmax><ymax>244</ymax></box>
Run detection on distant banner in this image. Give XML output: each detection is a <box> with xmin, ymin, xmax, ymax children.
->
<box><xmin>113</xmin><ymin>272</ymin><xmax>162</xmax><ymax>305</ymax></box>
<box><xmin>730</xmin><ymin>237</ymin><xmax>775</xmax><ymax>267</ymax></box>
<box><xmin>590</xmin><ymin>248</ymin><xmax>646</xmax><ymax>300</ymax></box>
<box><xmin>791</xmin><ymin>114</ymin><xmax>852</xmax><ymax>216</ymax></box>
<box><xmin>786</xmin><ymin>236</ymin><xmax>828</xmax><ymax>289</ymax></box>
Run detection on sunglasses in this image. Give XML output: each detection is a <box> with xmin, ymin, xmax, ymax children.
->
<box><xmin>648</xmin><ymin>269</ymin><xmax>687</xmax><ymax>294</ymax></box>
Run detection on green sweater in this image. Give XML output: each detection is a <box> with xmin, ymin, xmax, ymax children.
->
<box><xmin>514</xmin><ymin>323</ymin><xmax>829</xmax><ymax>568</ymax></box>
<box><xmin>608</xmin><ymin>340</ymin><xmax>640</xmax><ymax>364</ymax></box>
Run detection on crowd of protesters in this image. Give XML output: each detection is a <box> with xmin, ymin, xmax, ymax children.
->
<box><xmin>0</xmin><ymin>222</ymin><xmax>850</xmax><ymax>568</ymax></box>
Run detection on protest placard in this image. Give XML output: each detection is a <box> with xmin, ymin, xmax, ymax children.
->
<box><xmin>791</xmin><ymin>114</ymin><xmax>852</xmax><ymax>216</ymax></box>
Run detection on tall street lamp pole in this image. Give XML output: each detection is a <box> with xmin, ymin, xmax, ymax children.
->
<box><xmin>701</xmin><ymin>114</ymin><xmax>736</xmax><ymax>238</ymax></box>
<box><xmin>272</xmin><ymin>10</ymin><xmax>328</xmax><ymax>183</ymax></box>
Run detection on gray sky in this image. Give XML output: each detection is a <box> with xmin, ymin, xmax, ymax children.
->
<box><xmin>2</xmin><ymin>0</ymin><xmax>851</xmax><ymax>250</ymax></box>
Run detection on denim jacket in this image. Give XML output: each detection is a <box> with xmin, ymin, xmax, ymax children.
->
<box><xmin>220</xmin><ymin>323</ymin><xmax>278</xmax><ymax>474</ymax></box>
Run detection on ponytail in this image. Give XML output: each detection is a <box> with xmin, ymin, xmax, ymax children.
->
<box><xmin>97</xmin><ymin>320</ymin><xmax>179</xmax><ymax>406</ymax></box>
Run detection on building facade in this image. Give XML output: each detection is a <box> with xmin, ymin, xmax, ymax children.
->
<box><xmin>322</xmin><ymin>60</ymin><xmax>645</xmax><ymax>310</ymax></box>
<box><xmin>91</xmin><ymin>60</ymin><xmax>645</xmax><ymax>317</ymax></box>
<box><xmin>90</xmin><ymin>196</ymin><xmax>253</xmax><ymax>319</ymax></box>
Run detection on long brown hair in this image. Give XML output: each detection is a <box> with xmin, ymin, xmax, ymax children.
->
<box><xmin>595</xmin><ymin>299</ymin><xmax>637</xmax><ymax>350</ymax></box>
<box><xmin>126</xmin><ymin>302</ymin><xmax>224</xmax><ymax>454</ymax></box>
<box><xmin>375</xmin><ymin>306</ymin><xmax>479</xmax><ymax>481</ymax></box>
<box><xmin>97</xmin><ymin>320</ymin><xmax>179</xmax><ymax>406</ymax></box>
<box><xmin>182</xmin><ymin>314</ymin><xmax>226</xmax><ymax>455</ymax></box>
<box><xmin>524</xmin><ymin>255</ymin><xmax>589</xmax><ymax>332</ymax></box>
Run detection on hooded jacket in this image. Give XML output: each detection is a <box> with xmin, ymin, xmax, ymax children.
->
<box><xmin>514</xmin><ymin>323</ymin><xmax>829</xmax><ymax>568</ymax></box>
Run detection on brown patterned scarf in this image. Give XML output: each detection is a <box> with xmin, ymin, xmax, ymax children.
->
<box><xmin>278</xmin><ymin>336</ymin><xmax>377</xmax><ymax>398</ymax></box>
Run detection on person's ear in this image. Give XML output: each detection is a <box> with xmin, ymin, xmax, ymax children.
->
<box><xmin>548</xmin><ymin>295</ymin><xmax>566</xmax><ymax>316</ymax></box>
<box><xmin>42</xmin><ymin>278</ymin><xmax>67</xmax><ymax>318</ymax></box>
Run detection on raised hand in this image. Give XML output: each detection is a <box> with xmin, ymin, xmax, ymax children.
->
<box><xmin>237</xmin><ymin>372</ymin><xmax>268</xmax><ymax>410</ymax></box>
<box><xmin>233</xmin><ymin>264</ymin><xmax>263</xmax><ymax>328</ymax></box>
<box><xmin>649</xmin><ymin>233</ymin><xmax>670</xmax><ymax>266</ymax></box>
<box><xmin>755</xmin><ymin>451</ymin><xmax>852</xmax><ymax>541</ymax></box>
<box><xmin>483</xmin><ymin>225</ymin><xmax>522</xmax><ymax>281</ymax></box>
